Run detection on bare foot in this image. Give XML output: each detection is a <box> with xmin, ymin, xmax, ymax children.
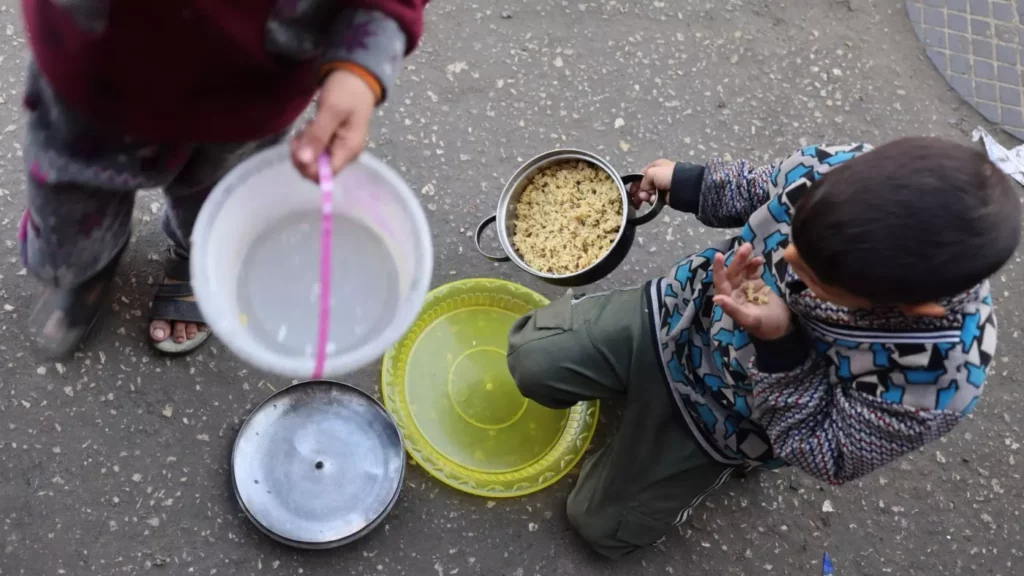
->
<box><xmin>149</xmin><ymin>279</ymin><xmax>207</xmax><ymax>345</ymax></box>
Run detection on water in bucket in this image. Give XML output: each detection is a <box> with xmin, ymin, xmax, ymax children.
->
<box><xmin>237</xmin><ymin>211</ymin><xmax>400</xmax><ymax>358</ymax></box>
<box><xmin>190</xmin><ymin>146</ymin><xmax>433</xmax><ymax>378</ymax></box>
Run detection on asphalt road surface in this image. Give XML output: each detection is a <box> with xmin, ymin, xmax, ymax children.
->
<box><xmin>0</xmin><ymin>1</ymin><xmax>1021</xmax><ymax>575</ymax></box>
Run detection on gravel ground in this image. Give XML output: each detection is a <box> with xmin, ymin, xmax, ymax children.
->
<box><xmin>1</xmin><ymin>1</ymin><xmax>1022</xmax><ymax>575</ymax></box>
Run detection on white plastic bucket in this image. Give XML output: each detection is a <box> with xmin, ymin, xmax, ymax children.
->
<box><xmin>190</xmin><ymin>144</ymin><xmax>433</xmax><ymax>378</ymax></box>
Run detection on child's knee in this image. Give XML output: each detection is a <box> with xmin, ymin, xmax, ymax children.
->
<box><xmin>507</xmin><ymin>343</ymin><xmax>574</xmax><ymax>409</ymax></box>
<box><xmin>565</xmin><ymin>494</ymin><xmax>638</xmax><ymax>560</ymax></box>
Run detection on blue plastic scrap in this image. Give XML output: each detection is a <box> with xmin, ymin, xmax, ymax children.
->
<box><xmin>822</xmin><ymin>552</ymin><xmax>834</xmax><ymax>575</ymax></box>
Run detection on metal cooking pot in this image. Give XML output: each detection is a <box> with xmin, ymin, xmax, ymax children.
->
<box><xmin>474</xmin><ymin>149</ymin><xmax>666</xmax><ymax>287</ymax></box>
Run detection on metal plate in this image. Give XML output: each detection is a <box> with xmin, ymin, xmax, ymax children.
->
<box><xmin>232</xmin><ymin>380</ymin><xmax>405</xmax><ymax>549</ymax></box>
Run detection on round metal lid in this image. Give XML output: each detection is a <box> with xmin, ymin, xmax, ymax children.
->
<box><xmin>231</xmin><ymin>380</ymin><xmax>405</xmax><ymax>549</ymax></box>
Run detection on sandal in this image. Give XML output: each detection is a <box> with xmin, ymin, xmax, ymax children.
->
<box><xmin>28</xmin><ymin>242</ymin><xmax>128</xmax><ymax>359</ymax></box>
<box><xmin>149</xmin><ymin>253</ymin><xmax>211</xmax><ymax>356</ymax></box>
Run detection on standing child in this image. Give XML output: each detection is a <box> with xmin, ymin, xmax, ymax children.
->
<box><xmin>20</xmin><ymin>0</ymin><xmax>427</xmax><ymax>356</ymax></box>
<box><xmin>507</xmin><ymin>137</ymin><xmax>1020</xmax><ymax>559</ymax></box>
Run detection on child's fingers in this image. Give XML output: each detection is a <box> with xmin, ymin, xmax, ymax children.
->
<box><xmin>639</xmin><ymin>172</ymin><xmax>657</xmax><ymax>195</ymax></box>
<box><xmin>745</xmin><ymin>256</ymin><xmax>765</xmax><ymax>279</ymax></box>
<box><xmin>713</xmin><ymin>295</ymin><xmax>760</xmax><ymax>330</ymax></box>
<box><xmin>627</xmin><ymin>181</ymin><xmax>645</xmax><ymax>208</ymax></box>
<box><xmin>712</xmin><ymin>253</ymin><xmax>732</xmax><ymax>295</ymax></box>
<box><xmin>630</xmin><ymin>192</ymin><xmax>650</xmax><ymax>209</ymax></box>
<box><xmin>329</xmin><ymin>116</ymin><xmax>371</xmax><ymax>174</ymax></box>
<box><xmin>725</xmin><ymin>244</ymin><xmax>754</xmax><ymax>285</ymax></box>
<box><xmin>329</xmin><ymin>133</ymin><xmax>359</xmax><ymax>174</ymax></box>
<box><xmin>289</xmin><ymin>139</ymin><xmax>318</xmax><ymax>180</ymax></box>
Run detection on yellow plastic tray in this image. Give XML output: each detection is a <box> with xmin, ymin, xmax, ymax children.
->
<box><xmin>381</xmin><ymin>278</ymin><xmax>598</xmax><ymax>498</ymax></box>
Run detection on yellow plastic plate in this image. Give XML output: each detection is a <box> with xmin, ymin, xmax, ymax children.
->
<box><xmin>381</xmin><ymin>278</ymin><xmax>599</xmax><ymax>498</ymax></box>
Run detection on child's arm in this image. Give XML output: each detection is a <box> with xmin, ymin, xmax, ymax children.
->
<box><xmin>319</xmin><ymin>1</ymin><xmax>429</xmax><ymax>104</ymax></box>
<box><xmin>293</xmin><ymin>2</ymin><xmax>427</xmax><ymax>178</ymax></box>
<box><xmin>633</xmin><ymin>157</ymin><xmax>776</xmax><ymax>229</ymax></box>
<box><xmin>670</xmin><ymin>159</ymin><xmax>777</xmax><ymax>228</ymax></box>
<box><xmin>749</xmin><ymin>325</ymin><xmax>985</xmax><ymax>485</ymax></box>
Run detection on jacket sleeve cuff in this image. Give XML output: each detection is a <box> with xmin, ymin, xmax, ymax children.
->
<box><xmin>751</xmin><ymin>324</ymin><xmax>809</xmax><ymax>374</ymax></box>
<box><xmin>320</xmin><ymin>62</ymin><xmax>384</xmax><ymax>103</ymax></box>
<box><xmin>320</xmin><ymin>9</ymin><xmax>407</xmax><ymax>104</ymax></box>
<box><xmin>668</xmin><ymin>162</ymin><xmax>704</xmax><ymax>213</ymax></box>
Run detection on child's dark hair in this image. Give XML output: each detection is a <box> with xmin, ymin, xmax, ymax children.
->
<box><xmin>791</xmin><ymin>137</ymin><xmax>1021</xmax><ymax>304</ymax></box>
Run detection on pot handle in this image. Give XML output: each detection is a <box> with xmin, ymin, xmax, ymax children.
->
<box><xmin>474</xmin><ymin>215</ymin><xmax>512</xmax><ymax>262</ymax></box>
<box><xmin>622</xmin><ymin>173</ymin><xmax>667</xmax><ymax>227</ymax></box>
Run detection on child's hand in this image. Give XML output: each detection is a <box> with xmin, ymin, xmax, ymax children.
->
<box><xmin>628</xmin><ymin>159</ymin><xmax>674</xmax><ymax>208</ymax></box>
<box><xmin>291</xmin><ymin>68</ymin><xmax>377</xmax><ymax>180</ymax></box>
<box><xmin>711</xmin><ymin>243</ymin><xmax>794</xmax><ymax>341</ymax></box>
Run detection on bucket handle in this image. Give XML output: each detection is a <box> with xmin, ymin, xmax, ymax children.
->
<box><xmin>474</xmin><ymin>215</ymin><xmax>512</xmax><ymax>262</ymax></box>
<box><xmin>621</xmin><ymin>173</ymin><xmax>667</xmax><ymax>227</ymax></box>
<box><xmin>313</xmin><ymin>153</ymin><xmax>336</xmax><ymax>380</ymax></box>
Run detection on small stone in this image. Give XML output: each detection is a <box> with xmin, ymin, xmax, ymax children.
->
<box><xmin>36</xmin><ymin>366</ymin><xmax>47</xmax><ymax>376</ymax></box>
<box><xmin>501</xmin><ymin>11</ymin><xmax>512</xmax><ymax>18</ymax></box>
<box><xmin>789</xmin><ymin>475</ymin><xmax>814</xmax><ymax>492</ymax></box>
<box><xmin>528</xmin><ymin>522</ymin><xmax>538</xmax><ymax>532</ymax></box>
<box><xmin>2</xmin><ymin>304</ymin><xmax>13</xmax><ymax>311</ymax></box>
<box><xmin>63</xmin><ymin>386</ymin><xmax>73</xmax><ymax>397</ymax></box>
<box><xmin>445</xmin><ymin>61</ymin><xmax>468</xmax><ymax>76</ymax></box>
<box><xmin>131</xmin><ymin>473</ymin><xmax>143</xmax><ymax>482</ymax></box>
<box><xmin>162</xmin><ymin>405</ymin><xmax>174</xmax><ymax>418</ymax></box>
<box><xmin>936</xmin><ymin>451</ymin><xmax>947</xmax><ymax>464</ymax></box>
<box><xmin>614</xmin><ymin>117</ymin><xmax>625</xmax><ymax>129</ymax></box>
<box><xmin>619</xmin><ymin>141</ymin><xmax>631</xmax><ymax>152</ymax></box>
<box><xmin>553</xmin><ymin>56</ymin><xmax>564</xmax><ymax>68</ymax></box>
<box><xmin>822</xmin><ymin>500</ymin><xmax>835</xmax><ymax>513</ymax></box>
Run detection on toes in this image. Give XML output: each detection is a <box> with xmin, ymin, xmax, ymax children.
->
<box><xmin>43</xmin><ymin>310</ymin><xmax>68</xmax><ymax>339</ymax></box>
<box><xmin>172</xmin><ymin>321</ymin><xmax>187</xmax><ymax>343</ymax></box>
<box><xmin>150</xmin><ymin>320</ymin><xmax>171</xmax><ymax>342</ymax></box>
<box><xmin>186</xmin><ymin>323</ymin><xmax>198</xmax><ymax>340</ymax></box>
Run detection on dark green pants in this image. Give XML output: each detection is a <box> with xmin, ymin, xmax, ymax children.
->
<box><xmin>507</xmin><ymin>285</ymin><xmax>735</xmax><ymax>559</ymax></box>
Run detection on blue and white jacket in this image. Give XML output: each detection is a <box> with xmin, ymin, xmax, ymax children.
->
<box><xmin>652</xmin><ymin>144</ymin><xmax>995</xmax><ymax>485</ymax></box>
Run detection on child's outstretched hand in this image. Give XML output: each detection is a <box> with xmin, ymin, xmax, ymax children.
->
<box><xmin>291</xmin><ymin>68</ymin><xmax>377</xmax><ymax>180</ymax></box>
<box><xmin>711</xmin><ymin>243</ymin><xmax>793</xmax><ymax>341</ymax></box>
<box><xmin>628</xmin><ymin>159</ymin><xmax>674</xmax><ymax>208</ymax></box>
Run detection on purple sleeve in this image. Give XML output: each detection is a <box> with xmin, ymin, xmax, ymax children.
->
<box><xmin>321</xmin><ymin>9</ymin><xmax>408</xmax><ymax>101</ymax></box>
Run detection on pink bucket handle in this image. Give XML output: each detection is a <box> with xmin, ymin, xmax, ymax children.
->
<box><xmin>313</xmin><ymin>154</ymin><xmax>334</xmax><ymax>379</ymax></box>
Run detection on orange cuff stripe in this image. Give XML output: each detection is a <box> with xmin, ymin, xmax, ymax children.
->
<box><xmin>320</xmin><ymin>62</ymin><xmax>384</xmax><ymax>104</ymax></box>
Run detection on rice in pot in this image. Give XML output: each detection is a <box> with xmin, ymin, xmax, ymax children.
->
<box><xmin>512</xmin><ymin>161</ymin><xmax>622</xmax><ymax>275</ymax></box>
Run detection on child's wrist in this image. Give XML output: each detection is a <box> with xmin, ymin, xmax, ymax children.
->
<box><xmin>320</xmin><ymin>62</ymin><xmax>383</xmax><ymax>104</ymax></box>
<box><xmin>668</xmin><ymin>162</ymin><xmax>704</xmax><ymax>213</ymax></box>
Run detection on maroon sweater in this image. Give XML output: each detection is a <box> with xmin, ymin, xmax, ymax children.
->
<box><xmin>23</xmin><ymin>0</ymin><xmax>426</xmax><ymax>143</ymax></box>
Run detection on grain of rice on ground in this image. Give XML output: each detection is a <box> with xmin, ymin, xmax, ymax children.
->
<box><xmin>512</xmin><ymin>161</ymin><xmax>622</xmax><ymax>275</ymax></box>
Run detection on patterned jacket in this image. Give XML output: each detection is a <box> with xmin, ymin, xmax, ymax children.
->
<box><xmin>651</xmin><ymin>144</ymin><xmax>995</xmax><ymax>485</ymax></box>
